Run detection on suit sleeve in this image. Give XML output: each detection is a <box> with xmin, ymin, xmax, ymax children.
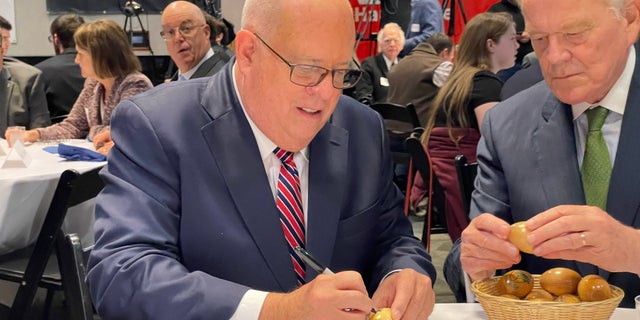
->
<box><xmin>87</xmin><ymin>100</ymin><xmax>248</xmax><ymax>320</ymax></box>
<box><xmin>26</xmin><ymin>70</ymin><xmax>51</xmax><ymax>129</ymax></box>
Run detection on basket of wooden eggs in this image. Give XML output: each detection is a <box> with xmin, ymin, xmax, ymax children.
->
<box><xmin>471</xmin><ymin>267</ymin><xmax>624</xmax><ymax>320</ymax></box>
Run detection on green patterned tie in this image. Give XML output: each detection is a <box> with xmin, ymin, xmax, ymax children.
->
<box><xmin>581</xmin><ymin>106</ymin><xmax>611</xmax><ymax>210</ymax></box>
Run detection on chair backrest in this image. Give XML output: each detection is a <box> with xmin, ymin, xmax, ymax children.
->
<box><xmin>405</xmin><ymin>130</ymin><xmax>447</xmax><ymax>250</ymax></box>
<box><xmin>9</xmin><ymin>166</ymin><xmax>104</xmax><ymax>319</ymax></box>
<box><xmin>370</xmin><ymin>102</ymin><xmax>421</xmax><ymax>129</ymax></box>
<box><xmin>455</xmin><ymin>154</ymin><xmax>478</xmax><ymax>219</ymax></box>
<box><xmin>58</xmin><ymin>233</ymin><xmax>94</xmax><ymax>320</ymax></box>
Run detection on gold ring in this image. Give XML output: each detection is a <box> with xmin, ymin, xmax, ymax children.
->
<box><xmin>580</xmin><ymin>233</ymin><xmax>587</xmax><ymax>247</ymax></box>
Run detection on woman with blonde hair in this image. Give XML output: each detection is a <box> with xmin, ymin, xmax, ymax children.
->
<box><xmin>411</xmin><ymin>12</ymin><xmax>519</xmax><ymax>243</ymax></box>
<box><xmin>6</xmin><ymin>19</ymin><xmax>153</xmax><ymax>154</ymax></box>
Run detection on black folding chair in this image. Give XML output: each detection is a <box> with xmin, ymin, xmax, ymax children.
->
<box><xmin>454</xmin><ymin>154</ymin><xmax>478</xmax><ymax>218</ymax></box>
<box><xmin>0</xmin><ymin>167</ymin><xmax>104</xmax><ymax>320</ymax></box>
<box><xmin>370</xmin><ymin>102</ymin><xmax>422</xmax><ymax>191</ymax></box>
<box><xmin>405</xmin><ymin>130</ymin><xmax>447</xmax><ymax>251</ymax></box>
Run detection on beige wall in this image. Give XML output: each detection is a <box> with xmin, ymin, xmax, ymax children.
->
<box><xmin>5</xmin><ymin>0</ymin><xmax>246</xmax><ymax>57</ymax></box>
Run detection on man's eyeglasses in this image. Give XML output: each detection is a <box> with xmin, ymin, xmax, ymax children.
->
<box><xmin>252</xmin><ymin>32</ymin><xmax>362</xmax><ymax>89</ymax></box>
<box><xmin>47</xmin><ymin>34</ymin><xmax>54</xmax><ymax>43</ymax></box>
<box><xmin>160</xmin><ymin>23</ymin><xmax>204</xmax><ymax>41</ymax></box>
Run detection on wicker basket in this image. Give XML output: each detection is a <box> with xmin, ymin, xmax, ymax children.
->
<box><xmin>471</xmin><ymin>275</ymin><xmax>624</xmax><ymax>320</ymax></box>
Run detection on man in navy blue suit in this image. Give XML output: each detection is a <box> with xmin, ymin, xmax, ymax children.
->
<box><xmin>446</xmin><ymin>0</ymin><xmax>640</xmax><ymax>308</ymax></box>
<box><xmin>87</xmin><ymin>0</ymin><xmax>436</xmax><ymax>319</ymax></box>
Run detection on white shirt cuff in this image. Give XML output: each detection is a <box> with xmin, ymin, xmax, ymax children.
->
<box><xmin>229</xmin><ymin>289</ymin><xmax>269</xmax><ymax>320</ymax></box>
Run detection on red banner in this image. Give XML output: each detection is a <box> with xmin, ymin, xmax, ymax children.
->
<box><xmin>350</xmin><ymin>0</ymin><xmax>382</xmax><ymax>61</ymax></box>
<box><xmin>441</xmin><ymin>0</ymin><xmax>498</xmax><ymax>43</ymax></box>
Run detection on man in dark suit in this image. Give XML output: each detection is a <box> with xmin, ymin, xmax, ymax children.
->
<box><xmin>161</xmin><ymin>1</ymin><xmax>229</xmax><ymax>81</ymax></box>
<box><xmin>35</xmin><ymin>14</ymin><xmax>85</xmax><ymax>122</ymax></box>
<box><xmin>350</xmin><ymin>22</ymin><xmax>404</xmax><ymax>105</ymax></box>
<box><xmin>87</xmin><ymin>0</ymin><xmax>436</xmax><ymax>319</ymax></box>
<box><xmin>446</xmin><ymin>0</ymin><xmax>640</xmax><ymax>307</ymax></box>
<box><xmin>0</xmin><ymin>25</ymin><xmax>50</xmax><ymax>133</ymax></box>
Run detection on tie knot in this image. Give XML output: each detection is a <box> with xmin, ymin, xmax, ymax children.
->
<box><xmin>274</xmin><ymin>147</ymin><xmax>295</xmax><ymax>164</ymax></box>
<box><xmin>585</xmin><ymin>106</ymin><xmax>608</xmax><ymax>132</ymax></box>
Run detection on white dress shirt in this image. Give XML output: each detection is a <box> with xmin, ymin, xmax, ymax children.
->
<box><xmin>229</xmin><ymin>63</ymin><xmax>310</xmax><ymax>319</ymax></box>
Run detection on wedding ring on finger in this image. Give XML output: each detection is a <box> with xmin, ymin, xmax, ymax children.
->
<box><xmin>580</xmin><ymin>232</ymin><xmax>587</xmax><ymax>247</ymax></box>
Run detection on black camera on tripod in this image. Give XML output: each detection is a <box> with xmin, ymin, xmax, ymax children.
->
<box><xmin>121</xmin><ymin>0</ymin><xmax>151</xmax><ymax>51</ymax></box>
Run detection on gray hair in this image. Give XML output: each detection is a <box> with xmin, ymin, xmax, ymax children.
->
<box><xmin>376</xmin><ymin>22</ymin><xmax>405</xmax><ymax>45</ymax></box>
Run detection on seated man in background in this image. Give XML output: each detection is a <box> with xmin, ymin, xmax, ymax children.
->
<box><xmin>350</xmin><ymin>22</ymin><xmax>404</xmax><ymax>105</ymax></box>
<box><xmin>387</xmin><ymin>32</ymin><xmax>454</xmax><ymax>130</ymax></box>
<box><xmin>0</xmin><ymin>16</ymin><xmax>50</xmax><ymax>134</ymax></box>
<box><xmin>35</xmin><ymin>13</ymin><xmax>86</xmax><ymax>123</ymax></box>
<box><xmin>162</xmin><ymin>1</ymin><xmax>229</xmax><ymax>81</ymax></box>
<box><xmin>86</xmin><ymin>0</ymin><xmax>437</xmax><ymax>319</ymax></box>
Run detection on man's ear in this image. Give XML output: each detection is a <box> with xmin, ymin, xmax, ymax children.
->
<box><xmin>234</xmin><ymin>30</ymin><xmax>257</xmax><ymax>73</ymax></box>
<box><xmin>623</xmin><ymin>0</ymin><xmax>640</xmax><ymax>44</ymax></box>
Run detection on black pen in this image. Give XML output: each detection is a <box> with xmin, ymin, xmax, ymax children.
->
<box><xmin>294</xmin><ymin>247</ymin><xmax>378</xmax><ymax>314</ymax></box>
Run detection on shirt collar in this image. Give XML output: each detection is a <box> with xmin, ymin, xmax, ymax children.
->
<box><xmin>382</xmin><ymin>54</ymin><xmax>397</xmax><ymax>70</ymax></box>
<box><xmin>572</xmin><ymin>45</ymin><xmax>635</xmax><ymax>119</ymax></box>
<box><xmin>179</xmin><ymin>48</ymin><xmax>214</xmax><ymax>80</ymax></box>
<box><xmin>231</xmin><ymin>63</ymin><xmax>309</xmax><ymax>161</ymax></box>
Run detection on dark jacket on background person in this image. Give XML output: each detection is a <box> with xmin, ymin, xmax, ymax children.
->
<box><xmin>351</xmin><ymin>53</ymin><xmax>392</xmax><ymax>105</ymax></box>
<box><xmin>35</xmin><ymin>47</ymin><xmax>84</xmax><ymax>121</ymax></box>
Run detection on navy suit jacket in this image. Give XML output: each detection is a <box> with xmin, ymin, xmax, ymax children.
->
<box><xmin>464</xmin><ymin>47</ymin><xmax>640</xmax><ymax>307</ymax></box>
<box><xmin>87</xmin><ymin>62</ymin><xmax>435</xmax><ymax>319</ymax></box>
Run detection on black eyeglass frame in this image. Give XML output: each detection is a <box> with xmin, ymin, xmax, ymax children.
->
<box><xmin>252</xmin><ymin>32</ymin><xmax>362</xmax><ymax>89</ymax></box>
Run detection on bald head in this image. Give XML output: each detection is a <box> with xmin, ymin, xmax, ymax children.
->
<box><xmin>161</xmin><ymin>0</ymin><xmax>211</xmax><ymax>73</ymax></box>
<box><xmin>162</xmin><ymin>1</ymin><xmax>206</xmax><ymax>24</ymax></box>
<box><xmin>241</xmin><ymin>0</ymin><xmax>354</xmax><ymax>40</ymax></box>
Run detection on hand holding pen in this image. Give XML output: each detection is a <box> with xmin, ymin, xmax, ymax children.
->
<box><xmin>294</xmin><ymin>247</ymin><xmax>379</xmax><ymax>315</ymax></box>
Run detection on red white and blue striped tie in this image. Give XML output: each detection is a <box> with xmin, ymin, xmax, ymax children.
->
<box><xmin>273</xmin><ymin>147</ymin><xmax>306</xmax><ymax>286</ymax></box>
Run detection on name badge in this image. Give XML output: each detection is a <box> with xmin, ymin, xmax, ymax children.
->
<box><xmin>411</xmin><ymin>23</ymin><xmax>420</xmax><ymax>32</ymax></box>
<box><xmin>379</xmin><ymin>77</ymin><xmax>389</xmax><ymax>87</ymax></box>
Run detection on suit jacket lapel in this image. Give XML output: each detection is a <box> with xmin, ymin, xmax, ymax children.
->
<box><xmin>534</xmin><ymin>93</ymin><xmax>584</xmax><ymax>208</ymax></box>
<box><xmin>533</xmin><ymin>92</ymin><xmax>598</xmax><ymax>276</ymax></box>
<box><xmin>200</xmin><ymin>72</ymin><xmax>296</xmax><ymax>290</ymax></box>
<box><xmin>375</xmin><ymin>54</ymin><xmax>389</xmax><ymax>75</ymax></box>
<box><xmin>304</xmin><ymin>120</ymin><xmax>348</xmax><ymax>280</ymax></box>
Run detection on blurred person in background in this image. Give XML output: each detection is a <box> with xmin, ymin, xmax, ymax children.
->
<box><xmin>5</xmin><ymin>19</ymin><xmax>153</xmax><ymax>156</ymax></box>
<box><xmin>411</xmin><ymin>12</ymin><xmax>518</xmax><ymax>243</ymax></box>
<box><xmin>350</xmin><ymin>22</ymin><xmax>404</xmax><ymax>105</ymax></box>
<box><xmin>0</xmin><ymin>16</ymin><xmax>50</xmax><ymax>134</ymax></box>
<box><xmin>400</xmin><ymin>0</ymin><xmax>444</xmax><ymax>57</ymax></box>
<box><xmin>35</xmin><ymin>13</ymin><xmax>86</xmax><ymax>123</ymax></box>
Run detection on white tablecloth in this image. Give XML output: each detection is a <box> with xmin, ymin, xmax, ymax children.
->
<box><xmin>429</xmin><ymin>303</ymin><xmax>636</xmax><ymax>319</ymax></box>
<box><xmin>0</xmin><ymin>139</ymin><xmax>106</xmax><ymax>254</ymax></box>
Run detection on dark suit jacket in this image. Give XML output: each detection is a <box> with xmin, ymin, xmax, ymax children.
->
<box><xmin>0</xmin><ymin>59</ymin><xmax>50</xmax><ymax>133</ymax></box>
<box><xmin>170</xmin><ymin>52</ymin><xmax>230</xmax><ymax>81</ymax></box>
<box><xmin>500</xmin><ymin>62</ymin><xmax>543</xmax><ymax>100</ymax></box>
<box><xmin>351</xmin><ymin>53</ymin><xmax>391</xmax><ymax>105</ymax></box>
<box><xmin>34</xmin><ymin>48</ymin><xmax>84</xmax><ymax>120</ymax></box>
<box><xmin>452</xmin><ymin>46</ymin><xmax>640</xmax><ymax>308</ymax></box>
<box><xmin>87</xmin><ymin>62</ymin><xmax>436</xmax><ymax>319</ymax></box>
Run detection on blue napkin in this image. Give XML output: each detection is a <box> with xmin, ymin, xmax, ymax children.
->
<box><xmin>43</xmin><ymin>144</ymin><xmax>106</xmax><ymax>162</ymax></box>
